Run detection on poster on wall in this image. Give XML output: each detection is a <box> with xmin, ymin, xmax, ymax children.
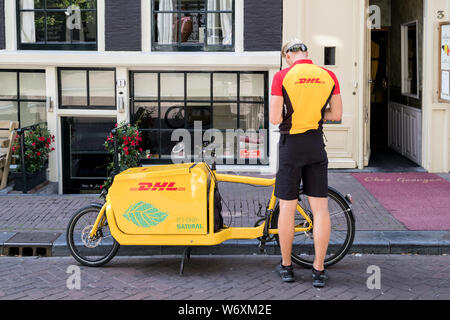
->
<box><xmin>440</xmin><ymin>23</ymin><xmax>450</xmax><ymax>101</ymax></box>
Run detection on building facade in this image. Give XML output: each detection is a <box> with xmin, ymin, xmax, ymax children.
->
<box><xmin>0</xmin><ymin>0</ymin><xmax>448</xmax><ymax>194</ymax></box>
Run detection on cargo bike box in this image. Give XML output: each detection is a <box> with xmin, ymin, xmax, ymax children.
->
<box><xmin>105</xmin><ymin>162</ymin><xmax>224</xmax><ymax>245</ymax></box>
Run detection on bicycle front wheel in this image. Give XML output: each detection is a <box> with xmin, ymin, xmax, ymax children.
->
<box><xmin>66</xmin><ymin>204</ymin><xmax>120</xmax><ymax>267</ymax></box>
<box><xmin>270</xmin><ymin>187</ymin><xmax>355</xmax><ymax>268</ymax></box>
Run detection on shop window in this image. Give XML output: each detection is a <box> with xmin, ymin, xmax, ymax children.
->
<box><xmin>401</xmin><ymin>21</ymin><xmax>419</xmax><ymax>98</ymax></box>
<box><xmin>17</xmin><ymin>0</ymin><xmax>97</xmax><ymax>50</ymax></box>
<box><xmin>152</xmin><ymin>0</ymin><xmax>234</xmax><ymax>51</ymax></box>
<box><xmin>58</xmin><ymin>68</ymin><xmax>116</xmax><ymax>110</ymax></box>
<box><xmin>0</xmin><ymin>70</ymin><xmax>46</xmax><ymax>127</ymax></box>
<box><xmin>130</xmin><ymin>71</ymin><xmax>268</xmax><ymax>165</ymax></box>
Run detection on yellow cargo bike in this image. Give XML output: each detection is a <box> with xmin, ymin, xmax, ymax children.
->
<box><xmin>66</xmin><ymin>140</ymin><xmax>355</xmax><ymax>274</ymax></box>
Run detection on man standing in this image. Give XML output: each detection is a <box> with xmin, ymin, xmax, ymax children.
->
<box><xmin>270</xmin><ymin>40</ymin><xmax>343</xmax><ymax>287</ymax></box>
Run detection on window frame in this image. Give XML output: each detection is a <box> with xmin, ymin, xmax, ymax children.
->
<box><xmin>0</xmin><ymin>69</ymin><xmax>47</xmax><ymax>128</ymax></box>
<box><xmin>401</xmin><ymin>20</ymin><xmax>420</xmax><ymax>99</ymax></box>
<box><xmin>129</xmin><ymin>70</ymin><xmax>269</xmax><ymax>165</ymax></box>
<box><xmin>151</xmin><ymin>0</ymin><xmax>235</xmax><ymax>52</ymax></box>
<box><xmin>16</xmin><ymin>0</ymin><xmax>98</xmax><ymax>51</ymax></box>
<box><xmin>57</xmin><ymin>67</ymin><xmax>117</xmax><ymax>110</ymax></box>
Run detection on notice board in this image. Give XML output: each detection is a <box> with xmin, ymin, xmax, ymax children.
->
<box><xmin>440</xmin><ymin>22</ymin><xmax>450</xmax><ymax>101</ymax></box>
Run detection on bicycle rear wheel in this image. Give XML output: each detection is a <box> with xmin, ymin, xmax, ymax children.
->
<box><xmin>66</xmin><ymin>204</ymin><xmax>120</xmax><ymax>267</ymax></box>
<box><xmin>270</xmin><ymin>187</ymin><xmax>355</xmax><ymax>268</ymax></box>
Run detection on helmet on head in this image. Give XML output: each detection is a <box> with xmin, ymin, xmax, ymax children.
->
<box><xmin>282</xmin><ymin>39</ymin><xmax>308</xmax><ymax>58</ymax></box>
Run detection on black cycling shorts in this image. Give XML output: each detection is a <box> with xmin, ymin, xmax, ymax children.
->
<box><xmin>274</xmin><ymin>130</ymin><xmax>328</xmax><ymax>200</ymax></box>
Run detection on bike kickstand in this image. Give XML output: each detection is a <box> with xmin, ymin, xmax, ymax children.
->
<box><xmin>258</xmin><ymin>239</ymin><xmax>267</xmax><ymax>254</ymax></box>
<box><xmin>179</xmin><ymin>246</ymin><xmax>192</xmax><ymax>276</ymax></box>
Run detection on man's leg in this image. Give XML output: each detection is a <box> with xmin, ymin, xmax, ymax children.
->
<box><xmin>278</xmin><ymin>199</ymin><xmax>297</xmax><ymax>266</ymax></box>
<box><xmin>307</xmin><ymin>196</ymin><xmax>330</xmax><ymax>271</ymax></box>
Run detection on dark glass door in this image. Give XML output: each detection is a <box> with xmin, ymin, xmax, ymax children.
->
<box><xmin>61</xmin><ymin>117</ymin><xmax>116</xmax><ymax>194</ymax></box>
<box><xmin>370</xmin><ymin>30</ymin><xmax>389</xmax><ymax>149</ymax></box>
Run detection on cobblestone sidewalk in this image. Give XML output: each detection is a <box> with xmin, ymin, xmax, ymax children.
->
<box><xmin>0</xmin><ymin>173</ymin><xmax>406</xmax><ymax>233</ymax></box>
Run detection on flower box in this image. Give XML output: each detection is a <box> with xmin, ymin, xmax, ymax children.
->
<box><xmin>12</xmin><ymin>167</ymin><xmax>47</xmax><ymax>192</ymax></box>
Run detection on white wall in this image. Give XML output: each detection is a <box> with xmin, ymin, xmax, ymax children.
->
<box><xmin>423</xmin><ymin>0</ymin><xmax>450</xmax><ymax>172</ymax></box>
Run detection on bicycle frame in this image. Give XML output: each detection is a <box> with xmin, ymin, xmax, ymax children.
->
<box><xmin>88</xmin><ymin>170</ymin><xmax>313</xmax><ymax>247</ymax></box>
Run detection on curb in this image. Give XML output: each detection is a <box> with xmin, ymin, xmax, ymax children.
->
<box><xmin>1</xmin><ymin>231</ymin><xmax>450</xmax><ymax>257</ymax></box>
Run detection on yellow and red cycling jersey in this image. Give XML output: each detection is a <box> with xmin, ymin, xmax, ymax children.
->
<box><xmin>271</xmin><ymin>59</ymin><xmax>340</xmax><ymax>134</ymax></box>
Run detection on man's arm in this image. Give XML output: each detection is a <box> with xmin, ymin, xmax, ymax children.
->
<box><xmin>324</xmin><ymin>94</ymin><xmax>343</xmax><ymax>122</ymax></box>
<box><xmin>270</xmin><ymin>95</ymin><xmax>284</xmax><ymax>125</ymax></box>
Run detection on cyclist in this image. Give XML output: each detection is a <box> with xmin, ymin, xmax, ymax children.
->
<box><xmin>270</xmin><ymin>40</ymin><xmax>343</xmax><ymax>287</ymax></box>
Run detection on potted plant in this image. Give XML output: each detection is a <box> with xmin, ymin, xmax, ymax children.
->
<box><xmin>101</xmin><ymin>122</ymin><xmax>144</xmax><ymax>193</ymax></box>
<box><xmin>11</xmin><ymin>126</ymin><xmax>55</xmax><ymax>192</ymax></box>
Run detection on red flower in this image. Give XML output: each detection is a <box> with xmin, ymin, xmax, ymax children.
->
<box><xmin>139</xmin><ymin>148</ymin><xmax>143</xmax><ymax>152</ymax></box>
<box><xmin>47</xmin><ymin>138</ymin><xmax>51</xmax><ymax>144</ymax></box>
<box><xmin>37</xmin><ymin>151</ymin><xmax>41</xmax><ymax>156</ymax></box>
<box><xmin>123</xmin><ymin>147</ymin><xmax>129</xmax><ymax>155</ymax></box>
<box><xmin>32</xmin><ymin>142</ymin><xmax>36</xmax><ymax>147</ymax></box>
<box><xmin>123</xmin><ymin>140</ymin><xmax>128</xmax><ymax>146</ymax></box>
<box><xmin>114</xmin><ymin>123</ymin><xmax>118</xmax><ymax>128</ymax></box>
<box><xmin>51</xmin><ymin>147</ymin><xmax>55</xmax><ymax>151</ymax></box>
<box><xmin>131</xmin><ymin>141</ymin><xmax>135</xmax><ymax>146</ymax></box>
<box><xmin>38</xmin><ymin>137</ymin><xmax>45</xmax><ymax>142</ymax></box>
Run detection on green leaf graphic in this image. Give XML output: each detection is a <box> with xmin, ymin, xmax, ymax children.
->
<box><xmin>123</xmin><ymin>201</ymin><xmax>168</xmax><ymax>228</ymax></box>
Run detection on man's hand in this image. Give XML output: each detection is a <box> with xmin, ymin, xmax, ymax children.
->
<box><xmin>324</xmin><ymin>94</ymin><xmax>343</xmax><ymax>122</ymax></box>
<box><xmin>270</xmin><ymin>95</ymin><xmax>284</xmax><ymax>125</ymax></box>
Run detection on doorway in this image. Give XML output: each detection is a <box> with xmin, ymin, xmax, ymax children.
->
<box><xmin>61</xmin><ymin>117</ymin><xmax>116</xmax><ymax>194</ymax></box>
<box><xmin>370</xmin><ymin>29</ymin><xmax>389</xmax><ymax>150</ymax></box>
<box><xmin>368</xmin><ymin>29</ymin><xmax>422</xmax><ymax>171</ymax></box>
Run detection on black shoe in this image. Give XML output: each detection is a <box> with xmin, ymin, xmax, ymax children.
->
<box><xmin>276</xmin><ymin>263</ymin><xmax>295</xmax><ymax>283</ymax></box>
<box><xmin>312</xmin><ymin>267</ymin><xmax>329</xmax><ymax>288</ymax></box>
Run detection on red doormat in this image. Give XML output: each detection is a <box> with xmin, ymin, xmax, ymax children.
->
<box><xmin>352</xmin><ymin>173</ymin><xmax>450</xmax><ymax>230</ymax></box>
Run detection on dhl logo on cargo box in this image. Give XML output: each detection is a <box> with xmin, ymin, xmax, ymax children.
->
<box><xmin>129</xmin><ymin>182</ymin><xmax>186</xmax><ymax>192</ymax></box>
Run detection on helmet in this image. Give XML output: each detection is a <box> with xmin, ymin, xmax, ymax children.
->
<box><xmin>282</xmin><ymin>39</ymin><xmax>308</xmax><ymax>57</ymax></box>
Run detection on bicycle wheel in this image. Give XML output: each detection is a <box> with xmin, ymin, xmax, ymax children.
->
<box><xmin>164</xmin><ymin>105</ymin><xmax>185</xmax><ymax>129</ymax></box>
<box><xmin>66</xmin><ymin>204</ymin><xmax>120</xmax><ymax>267</ymax></box>
<box><xmin>270</xmin><ymin>187</ymin><xmax>355</xmax><ymax>268</ymax></box>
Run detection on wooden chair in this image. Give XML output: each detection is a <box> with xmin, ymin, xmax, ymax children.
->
<box><xmin>0</xmin><ymin>121</ymin><xmax>19</xmax><ymax>189</ymax></box>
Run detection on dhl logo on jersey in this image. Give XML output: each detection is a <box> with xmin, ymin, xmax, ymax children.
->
<box><xmin>295</xmin><ymin>78</ymin><xmax>326</xmax><ymax>85</ymax></box>
<box><xmin>129</xmin><ymin>182</ymin><xmax>186</xmax><ymax>192</ymax></box>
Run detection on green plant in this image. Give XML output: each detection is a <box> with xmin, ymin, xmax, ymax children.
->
<box><xmin>102</xmin><ymin>122</ymin><xmax>144</xmax><ymax>191</ymax></box>
<box><xmin>12</xmin><ymin>126</ymin><xmax>55</xmax><ymax>174</ymax></box>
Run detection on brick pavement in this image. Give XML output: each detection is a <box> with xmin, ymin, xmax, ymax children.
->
<box><xmin>0</xmin><ymin>172</ymin><xmax>406</xmax><ymax>232</ymax></box>
<box><xmin>0</xmin><ymin>254</ymin><xmax>448</xmax><ymax>300</ymax></box>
